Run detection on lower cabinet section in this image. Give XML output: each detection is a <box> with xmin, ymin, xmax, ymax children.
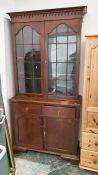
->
<box><xmin>11</xmin><ymin>99</ymin><xmax>80</xmax><ymax>161</ymax></box>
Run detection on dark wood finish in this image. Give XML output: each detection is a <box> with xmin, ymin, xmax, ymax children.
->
<box><xmin>8</xmin><ymin>6</ymin><xmax>87</xmax><ymax>23</ymax></box>
<box><xmin>43</xmin><ymin>105</ymin><xmax>79</xmax><ymax>155</ymax></box>
<box><xmin>9</xmin><ymin>6</ymin><xmax>86</xmax><ymax>163</ymax></box>
<box><xmin>44</xmin><ymin>116</ymin><xmax>78</xmax><ymax>154</ymax></box>
<box><xmin>43</xmin><ymin>105</ymin><xmax>75</xmax><ymax>118</ymax></box>
<box><xmin>11</xmin><ymin>102</ymin><xmax>43</xmax><ymax>149</ymax></box>
<box><xmin>12</xmin><ymin>21</ymin><xmax>45</xmax><ymax>95</ymax></box>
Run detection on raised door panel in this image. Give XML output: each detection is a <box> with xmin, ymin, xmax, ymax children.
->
<box><xmin>82</xmin><ymin>37</ymin><xmax>98</xmax><ymax>132</ymax></box>
<box><xmin>14</xmin><ymin>114</ymin><xmax>43</xmax><ymax>149</ymax></box>
<box><xmin>11</xmin><ymin>102</ymin><xmax>43</xmax><ymax>149</ymax></box>
<box><xmin>44</xmin><ymin>116</ymin><xmax>78</xmax><ymax>154</ymax></box>
<box><xmin>86</xmin><ymin>112</ymin><xmax>98</xmax><ymax>133</ymax></box>
<box><xmin>88</xmin><ymin>45</ymin><xmax>98</xmax><ymax>106</ymax></box>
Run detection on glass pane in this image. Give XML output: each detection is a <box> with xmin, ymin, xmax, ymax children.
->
<box><xmin>24</xmin><ymin>45</ymin><xmax>32</xmax><ymax>58</ymax></box>
<box><xmin>17</xmin><ymin>61</ymin><xmax>25</xmax><ymax>75</ymax></box>
<box><xmin>16</xmin><ymin>45</ymin><xmax>23</xmax><ymax>60</ymax></box>
<box><xmin>25</xmin><ymin>78</ymin><xmax>33</xmax><ymax>93</ymax></box>
<box><xmin>23</xmin><ymin>26</ymin><xmax>32</xmax><ymax>44</ymax></box>
<box><xmin>33</xmin><ymin>30</ymin><xmax>40</xmax><ymax>44</ymax></box>
<box><xmin>68</xmin><ymin>35</ymin><xmax>76</xmax><ymax>43</ymax></box>
<box><xmin>34</xmin><ymin>63</ymin><xmax>41</xmax><ymax>78</ymax></box>
<box><xmin>16</xmin><ymin>30</ymin><xmax>23</xmax><ymax>44</ymax></box>
<box><xmin>57</xmin><ymin>80</ymin><xmax>66</xmax><ymax>96</ymax></box>
<box><xmin>67</xmin><ymin>80</ymin><xmax>74</xmax><ymax>96</ymax></box>
<box><xmin>57</xmin><ymin>44</ymin><xmax>67</xmax><ymax>62</ymax></box>
<box><xmin>18</xmin><ymin>77</ymin><xmax>25</xmax><ymax>93</ymax></box>
<box><xmin>48</xmin><ymin>44</ymin><xmax>56</xmax><ymax>62</ymax></box>
<box><xmin>68</xmin><ymin>44</ymin><xmax>76</xmax><ymax>62</ymax></box>
<box><xmin>48</xmin><ymin>79</ymin><xmax>56</xmax><ymax>95</ymax></box>
<box><xmin>67</xmin><ymin>63</ymin><xmax>75</xmax><ymax>80</ymax></box>
<box><xmin>57</xmin><ymin>24</ymin><xmax>67</xmax><ymax>34</ymax></box>
<box><xmin>24</xmin><ymin>62</ymin><xmax>33</xmax><ymax>75</ymax></box>
<box><xmin>25</xmin><ymin>72</ymin><xmax>33</xmax><ymax>78</ymax></box>
<box><xmin>34</xmin><ymin>79</ymin><xmax>41</xmax><ymax>93</ymax></box>
<box><xmin>57</xmin><ymin>24</ymin><xmax>67</xmax><ymax>43</ymax></box>
<box><xmin>48</xmin><ymin>28</ymin><xmax>56</xmax><ymax>43</ymax></box>
<box><xmin>33</xmin><ymin>45</ymin><xmax>40</xmax><ymax>62</ymax></box>
<box><xmin>57</xmin><ymin>63</ymin><xmax>66</xmax><ymax>80</ymax></box>
<box><xmin>68</xmin><ymin>28</ymin><xmax>76</xmax><ymax>35</ymax></box>
<box><xmin>57</xmin><ymin>35</ymin><xmax>67</xmax><ymax>43</ymax></box>
<box><xmin>48</xmin><ymin>63</ymin><xmax>56</xmax><ymax>79</ymax></box>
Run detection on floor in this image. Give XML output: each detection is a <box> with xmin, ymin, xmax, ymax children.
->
<box><xmin>14</xmin><ymin>151</ymin><xmax>98</xmax><ymax>175</ymax></box>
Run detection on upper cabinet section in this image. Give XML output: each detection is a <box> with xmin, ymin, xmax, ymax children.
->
<box><xmin>8</xmin><ymin>6</ymin><xmax>87</xmax><ymax>99</ymax></box>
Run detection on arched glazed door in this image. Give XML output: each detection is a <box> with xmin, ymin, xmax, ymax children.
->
<box><xmin>14</xmin><ymin>22</ymin><xmax>44</xmax><ymax>96</ymax></box>
<box><xmin>44</xmin><ymin>20</ymin><xmax>80</xmax><ymax>99</ymax></box>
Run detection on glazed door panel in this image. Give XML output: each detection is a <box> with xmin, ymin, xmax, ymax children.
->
<box><xmin>44</xmin><ymin>116</ymin><xmax>78</xmax><ymax>154</ymax></box>
<box><xmin>44</xmin><ymin>20</ymin><xmax>81</xmax><ymax>98</ymax></box>
<box><xmin>13</xmin><ymin>22</ymin><xmax>45</xmax><ymax>95</ymax></box>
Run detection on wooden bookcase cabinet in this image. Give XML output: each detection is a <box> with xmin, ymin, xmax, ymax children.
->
<box><xmin>9</xmin><ymin>6</ymin><xmax>86</xmax><ymax>162</ymax></box>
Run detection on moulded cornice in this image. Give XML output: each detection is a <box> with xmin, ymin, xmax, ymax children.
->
<box><xmin>7</xmin><ymin>6</ymin><xmax>87</xmax><ymax>23</ymax></box>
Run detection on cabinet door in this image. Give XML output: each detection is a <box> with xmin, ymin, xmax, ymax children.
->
<box><xmin>82</xmin><ymin>37</ymin><xmax>98</xmax><ymax>133</ymax></box>
<box><xmin>44</xmin><ymin>19</ymin><xmax>81</xmax><ymax>98</ymax></box>
<box><xmin>13</xmin><ymin>22</ymin><xmax>44</xmax><ymax>96</ymax></box>
<box><xmin>11</xmin><ymin>102</ymin><xmax>43</xmax><ymax>149</ymax></box>
<box><xmin>43</xmin><ymin>106</ymin><xmax>78</xmax><ymax>154</ymax></box>
<box><xmin>44</xmin><ymin>117</ymin><xmax>78</xmax><ymax>154</ymax></box>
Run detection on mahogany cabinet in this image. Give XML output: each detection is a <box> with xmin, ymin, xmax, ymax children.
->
<box><xmin>9</xmin><ymin>6</ymin><xmax>86</xmax><ymax>162</ymax></box>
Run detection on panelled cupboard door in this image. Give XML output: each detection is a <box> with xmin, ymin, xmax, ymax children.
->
<box><xmin>44</xmin><ymin>19</ymin><xmax>81</xmax><ymax>98</ymax></box>
<box><xmin>82</xmin><ymin>36</ymin><xmax>98</xmax><ymax>133</ymax></box>
<box><xmin>44</xmin><ymin>116</ymin><xmax>78</xmax><ymax>154</ymax></box>
<box><xmin>13</xmin><ymin>22</ymin><xmax>45</xmax><ymax>95</ymax></box>
<box><xmin>14</xmin><ymin>114</ymin><xmax>43</xmax><ymax>149</ymax></box>
<box><xmin>11</xmin><ymin>102</ymin><xmax>43</xmax><ymax>149</ymax></box>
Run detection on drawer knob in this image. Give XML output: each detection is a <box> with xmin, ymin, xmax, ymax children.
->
<box><xmin>95</xmin><ymin>142</ymin><xmax>98</xmax><ymax>146</ymax></box>
<box><xmin>93</xmin><ymin>159</ymin><xmax>97</xmax><ymax>164</ymax></box>
<box><xmin>25</xmin><ymin>107</ymin><xmax>29</xmax><ymax>111</ymax></box>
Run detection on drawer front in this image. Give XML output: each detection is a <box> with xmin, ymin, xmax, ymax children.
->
<box><xmin>80</xmin><ymin>149</ymin><xmax>98</xmax><ymax>170</ymax></box>
<box><xmin>43</xmin><ymin>106</ymin><xmax>75</xmax><ymax>118</ymax></box>
<box><xmin>86</xmin><ymin>112</ymin><xmax>98</xmax><ymax>133</ymax></box>
<box><xmin>81</xmin><ymin>132</ymin><xmax>98</xmax><ymax>152</ymax></box>
<box><xmin>12</xmin><ymin>102</ymin><xmax>42</xmax><ymax>115</ymax></box>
